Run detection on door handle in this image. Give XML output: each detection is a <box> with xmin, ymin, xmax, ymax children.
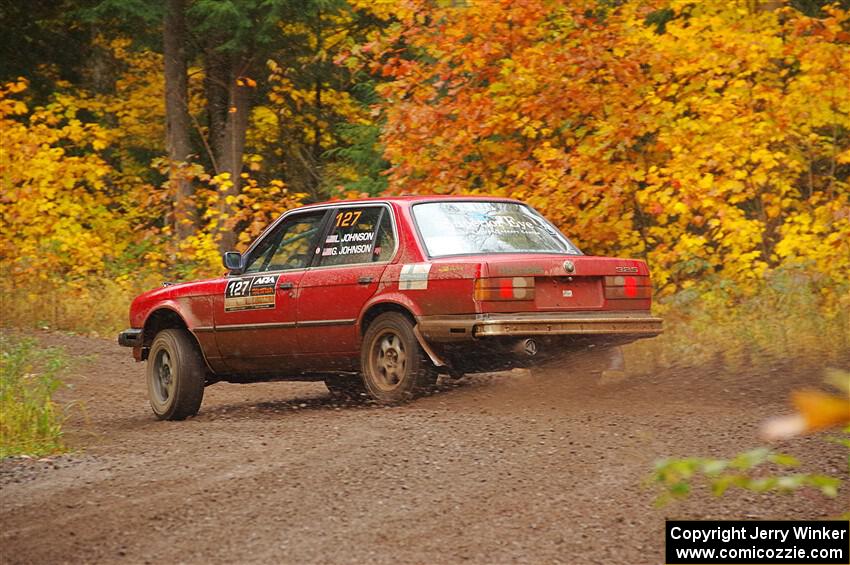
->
<box><xmin>358</xmin><ymin>276</ymin><xmax>374</xmax><ymax>285</ymax></box>
<box><xmin>278</xmin><ymin>281</ymin><xmax>295</xmax><ymax>290</ymax></box>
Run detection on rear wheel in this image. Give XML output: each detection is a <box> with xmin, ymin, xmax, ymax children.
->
<box><xmin>361</xmin><ymin>313</ymin><xmax>437</xmax><ymax>403</ymax></box>
<box><xmin>146</xmin><ymin>329</ymin><xmax>205</xmax><ymax>420</ymax></box>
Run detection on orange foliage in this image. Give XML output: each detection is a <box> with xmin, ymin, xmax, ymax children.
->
<box><xmin>362</xmin><ymin>0</ymin><xmax>850</xmax><ymax>302</ymax></box>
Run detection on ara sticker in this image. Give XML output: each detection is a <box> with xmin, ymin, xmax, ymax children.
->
<box><xmin>224</xmin><ymin>274</ymin><xmax>279</xmax><ymax>312</ymax></box>
<box><xmin>399</xmin><ymin>263</ymin><xmax>431</xmax><ymax>290</ymax></box>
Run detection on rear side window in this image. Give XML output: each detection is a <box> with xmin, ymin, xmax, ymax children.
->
<box><xmin>317</xmin><ymin>206</ymin><xmax>395</xmax><ymax>267</ymax></box>
<box><xmin>412</xmin><ymin>201</ymin><xmax>581</xmax><ymax>257</ymax></box>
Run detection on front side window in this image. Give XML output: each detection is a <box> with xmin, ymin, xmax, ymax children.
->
<box><xmin>317</xmin><ymin>206</ymin><xmax>395</xmax><ymax>267</ymax></box>
<box><xmin>243</xmin><ymin>210</ymin><xmax>327</xmax><ymax>273</ymax></box>
<box><xmin>412</xmin><ymin>201</ymin><xmax>581</xmax><ymax>257</ymax></box>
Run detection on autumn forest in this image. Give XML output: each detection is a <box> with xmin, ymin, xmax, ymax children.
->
<box><xmin>2</xmin><ymin>1</ymin><xmax>850</xmax><ymax>551</ymax></box>
<box><xmin>1</xmin><ymin>0</ymin><xmax>849</xmax><ymax>359</ymax></box>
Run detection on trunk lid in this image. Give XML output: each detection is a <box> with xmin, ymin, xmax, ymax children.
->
<box><xmin>476</xmin><ymin>254</ymin><xmax>651</xmax><ymax>313</ymax></box>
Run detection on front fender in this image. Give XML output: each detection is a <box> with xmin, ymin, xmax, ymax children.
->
<box><xmin>131</xmin><ymin>291</ymin><xmax>212</xmax><ymax>333</ymax></box>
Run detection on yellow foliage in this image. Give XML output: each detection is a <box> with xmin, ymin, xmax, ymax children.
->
<box><xmin>762</xmin><ymin>370</ymin><xmax>850</xmax><ymax>441</ymax></box>
<box><xmin>0</xmin><ymin>64</ymin><xmax>307</xmax><ymax>316</ymax></box>
<box><xmin>791</xmin><ymin>390</ymin><xmax>850</xmax><ymax>433</ymax></box>
<box><xmin>0</xmin><ymin>79</ymin><xmax>130</xmax><ymax>282</ymax></box>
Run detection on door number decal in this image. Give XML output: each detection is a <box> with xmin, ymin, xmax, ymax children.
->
<box><xmin>225</xmin><ymin>274</ymin><xmax>280</xmax><ymax>312</ymax></box>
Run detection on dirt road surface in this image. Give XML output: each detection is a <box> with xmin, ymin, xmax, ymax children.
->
<box><xmin>1</xmin><ymin>330</ymin><xmax>847</xmax><ymax>564</ymax></box>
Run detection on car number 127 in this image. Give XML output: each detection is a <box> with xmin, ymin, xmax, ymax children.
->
<box><xmin>227</xmin><ymin>279</ymin><xmax>251</xmax><ymax>297</ymax></box>
<box><xmin>335</xmin><ymin>210</ymin><xmax>362</xmax><ymax>227</ymax></box>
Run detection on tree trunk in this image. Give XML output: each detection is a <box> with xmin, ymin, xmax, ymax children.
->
<box><xmin>204</xmin><ymin>48</ymin><xmax>229</xmax><ymax>173</ymax></box>
<box><xmin>312</xmin><ymin>9</ymin><xmax>323</xmax><ymax>179</ymax></box>
<box><xmin>163</xmin><ymin>0</ymin><xmax>195</xmax><ymax>241</ymax></box>
<box><xmin>213</xmin><ymin>59</ymin><xmax>253</xmax><ymax>252</ymax></box>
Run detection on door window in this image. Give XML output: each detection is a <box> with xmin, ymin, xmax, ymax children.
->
<box><xmin>243</xmin><ymin>210</ymin><xmax>327</xmax><ymax>273</ymax></box>
<box><xmin>317</xmin><ymin>206</ymin><xmax>395</xmax><ymax>267</ymax></box>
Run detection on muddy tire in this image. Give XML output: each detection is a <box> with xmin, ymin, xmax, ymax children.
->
<box><xmin>146</xmin><ymin>329</ymin><xmax>205</xmax><ymax>420</ymax></box>
<box><xmin>360</xmin><ymin>313</ymin><xmax>437</xmax><ymax>403</ymax></box>
<box><xmin>324</xmin><ymin>375</ymin><xmax>368</xmax><ymax>400</ymax></box>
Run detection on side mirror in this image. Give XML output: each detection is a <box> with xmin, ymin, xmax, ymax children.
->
<box><xmin>222</xmin><ymin>251</ymin><xmax>243</xmax><ymax>273</ymax></box>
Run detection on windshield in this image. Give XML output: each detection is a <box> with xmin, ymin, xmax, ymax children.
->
<box><xmin>412</xmin><ymin>201</ymin><xmax>581</xmax><ymax>257</ymax></box>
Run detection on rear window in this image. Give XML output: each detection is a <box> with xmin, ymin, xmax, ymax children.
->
<box><xmin>412</xmin><ymin>201</ymin><xmax>581</xmax><ymax>257</ymax></box>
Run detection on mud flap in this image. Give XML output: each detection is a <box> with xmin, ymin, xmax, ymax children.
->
<box><xmin>413</xmin><ymin>325</ymin><xmax>446</xmax><ymax>367</ymax></box>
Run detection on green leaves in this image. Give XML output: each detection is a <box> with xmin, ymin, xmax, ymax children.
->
<box><xmin>188</xmin><ymin>0</ymin><xmax>300</xmax><ymax>53</ymax></box>
<box><xmin>651</xmin><ymin>447</ymin><xmax>844</xmax><ymax>506</ymax></box>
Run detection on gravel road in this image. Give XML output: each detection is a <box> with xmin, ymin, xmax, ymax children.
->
<box><xmin>1</xmin><ymin>330</ymin><xmax>847</xmax><ymax>564</ymax></box>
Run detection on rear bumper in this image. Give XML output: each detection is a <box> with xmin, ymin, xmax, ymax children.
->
<box><xmin>118</xmin><ymin>328</ymin><xmax>143</xmax><ymax>348</ymax></box>
<box><xmin>417</xmin><ymin>311</ymin><xmax>663</xmax><ymax>342</ymax></box>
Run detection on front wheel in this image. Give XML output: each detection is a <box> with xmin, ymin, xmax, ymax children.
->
<box><xmin>146</xmin><ymin>329</ymin><xmax>206</xmax><ymax>420</ymax></box>
<box><xmin>360</xmin><ymin>313</ymin><xmax>437</xmax><ymax>403</ymax></box>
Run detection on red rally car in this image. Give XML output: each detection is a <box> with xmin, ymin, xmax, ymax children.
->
<box><xmin>119</xmin><ymin>196</ymin><xmax>662</xmax><ymax>419</ymax></box>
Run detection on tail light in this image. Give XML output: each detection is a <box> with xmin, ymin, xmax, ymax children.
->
<box><xmin>603</xmin><ymin>275</ymin><xmax>652</xmax><ymax>299</ymax></box>
<box><xmin>474</xmin><ymin>277</ymin><xmax>535</xmax><ymax>301</ymax></box>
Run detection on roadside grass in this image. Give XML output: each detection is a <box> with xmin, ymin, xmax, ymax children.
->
<box><xmin>626</xmin><ymin>273</ymin><xmax>850</xmax><ymax>374</ymax></box>
<box><xmin>0</xmin><ymin>276</ymin><xmax>159</xmax><ymax>337</ymax></box>
<box><xmin>0</xmin><ymin>336</ymin><xmax>69</xmax><ymax>458</ymax></box>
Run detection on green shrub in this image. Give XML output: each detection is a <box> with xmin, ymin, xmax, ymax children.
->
<box><xmin>0</xmin><ymin>336</ymin><xmax>68</xmax><ymax>458</ymax></box>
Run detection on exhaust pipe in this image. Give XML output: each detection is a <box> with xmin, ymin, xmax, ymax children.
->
<box><xmin>512</xmin><ymin>338</ymin><xmax>538</xmax><ymax>357</ymax></box>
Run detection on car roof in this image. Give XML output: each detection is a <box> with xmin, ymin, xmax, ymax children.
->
<box><xmin>296</xmin><ymin>194</ymin><xmax>523</xmax><ymax>210</ymax></box>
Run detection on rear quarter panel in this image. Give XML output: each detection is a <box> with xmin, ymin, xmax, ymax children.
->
<box><xmin>364</xmin><ymin>203</ymin><xmax>480</xmax><ymax>320</ymax></box>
